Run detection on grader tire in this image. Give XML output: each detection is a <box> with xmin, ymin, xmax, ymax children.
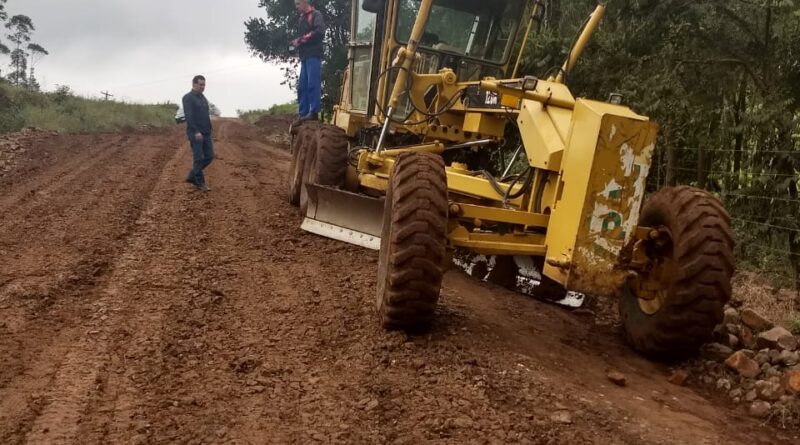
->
<box><xmin>298</xmin><ymin>125</ymin><xmax>320</xmax><ymax>215</ymax></box>
<box><xmin>376</xmin><ymin>152</ymin><xmax>448</xmax><ymax>330</ymax></box>
<box><xmin>620</xmin><ymin>186</ymin><xmax>735</xmax><ymax>359</ymax></box>
<box><xmin>287</xmin><ymin>128</ymin><xmax>311</xmax><ymax>207</ymax></box>
<box><xmin>311</xmin><ymin>125</ymin><xmax>349</xmax><ymax>187</ymax></box>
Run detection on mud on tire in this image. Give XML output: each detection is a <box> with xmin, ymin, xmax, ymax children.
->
<box><xmin>311</xmin><ymin>125</ymin><xmax>349</xmax><ymax>187</ymax></box>
<box><xmin>620</xmin><ymin>186</ymin><xmax>735</xmax><ymax>359</ymax></box>
<box><xmin>376</xmin><ymin>152</ymin><xmax>448</xmax><ymax>330</ymax></box>
<box><xmin>287</xmin><ymin>128</ymin><xmax>312</xmax><ymax>206</ymax></box>
<box><xmin>298</xmin><ymin>124</ymin><xmax>321</xmax><ymax>214</ymax></box>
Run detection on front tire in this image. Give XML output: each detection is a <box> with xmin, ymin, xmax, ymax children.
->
<box><xmin>376</xmin><ymin>152</ymin><xmax>448</xmax><ymax>330</ymax></box>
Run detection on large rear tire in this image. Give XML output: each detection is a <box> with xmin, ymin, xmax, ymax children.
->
<box><xmin>287</xmin><ymin>128</ymin><xmax>311</xmax><ymax>207</ymax></box>
<box><xmin>376</xmin><ymin>152</ymin><xmax>448</xmax><ymax>330</ymax></box>
<box><xmin>620</xmin><ymin>186</ymin><xmax>735</xmax><ymax>359</ymax></box>
<box><xmin>298</xmin><ymin>125</ymin><xmax>320</xmax><ymax>215</ymax></box>
<box><xmin>311</xmin><ymin>125</ymin><xmax>349</xmax><ymax>187</ymax></box>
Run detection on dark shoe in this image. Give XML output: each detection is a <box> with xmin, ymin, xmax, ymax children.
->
<box><xmin>299</xmin><ymin>113</ymin><xmax>319</xmax><ymax>122</ymax></box>
<box><xmin>196</xmin><ymin>183</ymin><xmax>210</xmax><ymax>193</ymax></box>
<box><xmin>186</xmin><ymin>177</ymin><xmax>197</xmax><ymax>186</ymax></box>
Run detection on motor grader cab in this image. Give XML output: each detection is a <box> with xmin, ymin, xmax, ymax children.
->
<box><xmin>288</xmin><ymin>0</ymin><xmax>735</xmax><ymax>358</ymax></box>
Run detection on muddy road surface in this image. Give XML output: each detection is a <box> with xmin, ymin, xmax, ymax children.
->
<box><xmin>0</xmin><ymin>120</ymin><xmax>794</xmax><ymax>444</ymax></box>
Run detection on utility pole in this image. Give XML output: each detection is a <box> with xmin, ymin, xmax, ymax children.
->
<box><xmin>100</xmin><ymin>91</ymin><xmax>114</xmax><ymax>101</ymax></box>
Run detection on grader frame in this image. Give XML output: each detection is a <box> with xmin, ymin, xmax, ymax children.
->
<box><xmin>288</xmin><ymin>0</ymin><xmax>735</xmax><ymax>358</ymax></box>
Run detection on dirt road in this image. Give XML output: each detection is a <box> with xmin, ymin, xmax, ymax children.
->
<box><xmin>0</xmin><ymin>120</ymin><xmax>795</xmax><ymax>444</ymax></box>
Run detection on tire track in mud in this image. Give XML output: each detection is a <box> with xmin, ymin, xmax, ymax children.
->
<box><xmin>0</xmin><ymin>120</ymin><xmax>794</xmax><ymax>445</ymax></box>
<box><xmin>97</xmin><ymin>124</ymin><xmax>299</xmax><ymax>443</ymax></box>
<box><xmin>0</xmin><ymin>131</ymin><xmax>184</xmax><ymax>444</ymax></box>
<box><xmin>0</xmin><ymin>133</ymin><xmax>177</xmax><ymax>289</ymax></box>
<box><xmin>0</xmin><ymin>134</ymin><xmax>129</xmax><ymax>216</ymax></box>
<box><xmin>17</xmin><ymin>142</ymin><xmax>192</xmax><ymax>444</ymax></box>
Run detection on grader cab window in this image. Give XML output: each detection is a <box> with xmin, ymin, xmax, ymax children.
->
<box><xmin>350</xmin><ymin>1</ymin><xmax>378</xmax><ymax>111</ymax></box>
<box><xmin>396</xmin><ymin>0</ymin><xmax>525</xmax><ymax>64</ymax></box>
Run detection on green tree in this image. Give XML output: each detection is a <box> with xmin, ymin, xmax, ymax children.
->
<box><xmin>5</xmin><ymin>14</ymin><xmax>47</xmax><ymax>89</ymax></box>
<box><xmin>0</xmin><ymin>0</ymin><xmax>9</xmax><ymax>61</ymax></box>
<box><xmin>27</xmin><ymin>43</ymin><xmax>48</xmax><ymax>91</ymax></box>
<box><xmin>244</xmin><ymin>0</ymin><xmax>349</xmax><ymax>116</ymax></box>
<box><xmin>5</xmin><ymin>14</ymin><xmax>34</xmax><ymax>86</ymax></box>
<box><xmin>518</xmin><ymin>0</ymin><xmax>800</xmax><ymax>289</ymax></box>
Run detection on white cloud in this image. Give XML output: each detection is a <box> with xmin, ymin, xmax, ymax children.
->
<box><xmin>4</xmin><ymin>0</ymin><xmax>296</xmax><ymax>116</ymax></box>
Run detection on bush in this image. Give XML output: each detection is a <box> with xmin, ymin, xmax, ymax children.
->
<box><xmin>237</xmin><ymin>101</ymin><xmax>298</xmax><ymax>124</ymax></box>
<box><xmin>0</xmin><ymin>87</ymin><xmax>24</xmax><ymax>133</ymax></box>
<box><xmin>0</xmin><ymin>83</ymin><xmax>175</xmax><ymax>134</ymax></box>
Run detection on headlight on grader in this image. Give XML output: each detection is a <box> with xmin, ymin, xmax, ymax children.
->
<box><xmin>522</xmin><ymin>76</ymin><xmax>539</xmax><ymax>92</ymax></box>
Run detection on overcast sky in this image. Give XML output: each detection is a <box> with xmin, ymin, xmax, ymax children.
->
<box><xmin>3</xmin><ymin>0</ymin><xmax>295</xmax><ymax>117</ymax></box>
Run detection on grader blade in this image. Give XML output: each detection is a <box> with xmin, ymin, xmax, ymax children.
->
<box><xmin>453</xmin><ymin>251</ymin><xmax>586</xmax><ymax>308</ymax></box>
<box><xmin>302</xmin><ymin>183</ymin><xmax>384</xmax><ymax>250</ymax></box>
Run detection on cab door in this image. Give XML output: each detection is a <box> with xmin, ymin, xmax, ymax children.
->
<box><xmin>349</xmin><ymin>1</ymin><xmax>378</xmax><ymax>113</ymax></box>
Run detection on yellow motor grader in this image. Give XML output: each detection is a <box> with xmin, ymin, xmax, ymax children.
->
<box><xmin>288</xmin><ymin>0</ymin><xmax>735</xmax><ymax>358</ymax></box>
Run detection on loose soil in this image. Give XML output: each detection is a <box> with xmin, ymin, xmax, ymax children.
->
<box><xmin>0</xmin><ymin>119</ymin><xmax>796</xmax><ymax>444</ymax></box>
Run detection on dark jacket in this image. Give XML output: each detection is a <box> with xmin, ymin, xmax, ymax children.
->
<box><xmin>182</xmin><ymin>90</ymin><xmax>212</xmax><ymax>136</ymax></box>
<box><xmin>296</xmin><ymin>7</ymin><xmax>325</xmax><ymax>61</ymax></box>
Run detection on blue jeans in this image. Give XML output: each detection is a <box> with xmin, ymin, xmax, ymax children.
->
<box><xmin>298</xmin><ymin>57</ymin><xmax>322</xmax><ymax>117</ymax></box>
<box><xmin>187</xmin><ymin>133</ymin><xmax>214</xmax><ymax>185</ymax></box>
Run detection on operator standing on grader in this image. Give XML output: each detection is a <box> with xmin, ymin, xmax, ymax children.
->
<box><xmin>291</xmin><ymin>0</ymin><xmax>326</xmax><ymax>123</ymax></box>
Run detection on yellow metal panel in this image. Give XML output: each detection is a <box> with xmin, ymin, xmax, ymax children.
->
<box><xmin>380</xmin><ymin>142</ymin><xmax>443</xmax><ymax>157</ymax></box>
<box><xmin>542</xmin><ymin>100</ymin><xmax>603</xmax><ymax>288</ymax></box>
<box><xmin>446</xmin><ymin>169</ymin><xmax>525</xmax><ymax>207</ymax></box>
<box><xmin>518</xmin><ymin>100</ymin><xmax>565</xmax><ymax>171</ymax></box>
<box><xmin>359</xmin><ymin>173</ymin><xmax>388</xmax><ymax>192</ymax></box>
<box><xmin>580</xmin><ymin>99</ymin><xmax>648</xmax><ymax>121</ymax></box>
<box><xmin>542</xmin><ymin>99</ymin><xmax>658</xmax><ymax>296</ymax></box>
<box><xmin>448</xmin><ymin>226</ymin><xmax>547</xmax><ymax>256</ymax></box>
<box><xmin>358</xmin><ymin>152</ymin><xmax>526</xmax><ymax>207</ymax></box>
<box><xmin>334</xmin><ymin>109</ymin><xmax>367</xmax><ymax>137</ymax></box>
<box><xmin>500</xmin><ymin>94</ymin><xmax>521</xmax><ymax>109</ymax></box>
<box><xmin>455</xmin><ymin>204</ymin><xmax>549</xmax><ymax>228</ymax></box>
<box><xmin>413</xmin><ymin>124</ymin><xmax>472</xmax><ymax>143</ymax></box>
<box><xmin>463</xmin><ymin>113</ymin><xmax>506</xmax><ymax>137</ymax></box>
<box><xmin>481</xmin><ymin>80</ymin><xmax>576</xmax><ymax>110</ymax></box>
<box><xmin>547</xmin><ymin>106</ymin><xmax>573</xmax><ymax>145</ymax></box>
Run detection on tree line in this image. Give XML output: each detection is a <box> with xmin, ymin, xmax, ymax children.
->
<box><xmin>244</xmin><ymin>0</ymin><xmax>799</xmax><ymax>290</ymax></box>
<box><xmin>0</xmin><ymin>0</ymin><xmax>48</xmax><ymax>90</ymax></box>
<box><xmin>530</xmin><ymin>0</ymin><xmax>800</xmax><ymax>290</ymax></box>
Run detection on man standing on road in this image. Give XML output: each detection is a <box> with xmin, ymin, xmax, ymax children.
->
<box><xmin>182</xmin><ymin>75</ymin><xmax>214</xmax><ymax>192</ymax></box>
<box><xmin>291</xmin><ymin>0</ymin><xmax>326</xmax><ymax>123</ymax></box>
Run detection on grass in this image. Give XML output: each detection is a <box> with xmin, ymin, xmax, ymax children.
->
<box><xmin>238</xmin><ymin>101</ymin><xmax>298</xmax><ymax>124</ymax></box>
<box><xmin>0</xmin><ymin>82</ymin><xmax>176</xmax><ymax>134</ymax></box>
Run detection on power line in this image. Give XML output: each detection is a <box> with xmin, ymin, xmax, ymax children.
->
<box><xmin>731</xmin><ymin>218</ymin><xmax>800</xmax><ymax>233</ymax></box>
<box><xmin>720</xmin><ymin>193</ymin><xmax>799</xmax><ymax>203</ymax></box>
<box><xmin>745</xmin><ymin>243</ymin><xmax>800</xmax><ymax>258</ymax></box>
<box><xmin>674</xmin><ymin>167</ymin><xmax>800</xmax><ymax>179</ymax></box>
<box><xmin>106</xmin><ymin>62</ymin><xmax>268</xmax><ymax>92</ymax></box>
<box><xmin>672</xmin><ymin>147</ymin><xmax>800</xmax><ymax>155</ymax></box>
